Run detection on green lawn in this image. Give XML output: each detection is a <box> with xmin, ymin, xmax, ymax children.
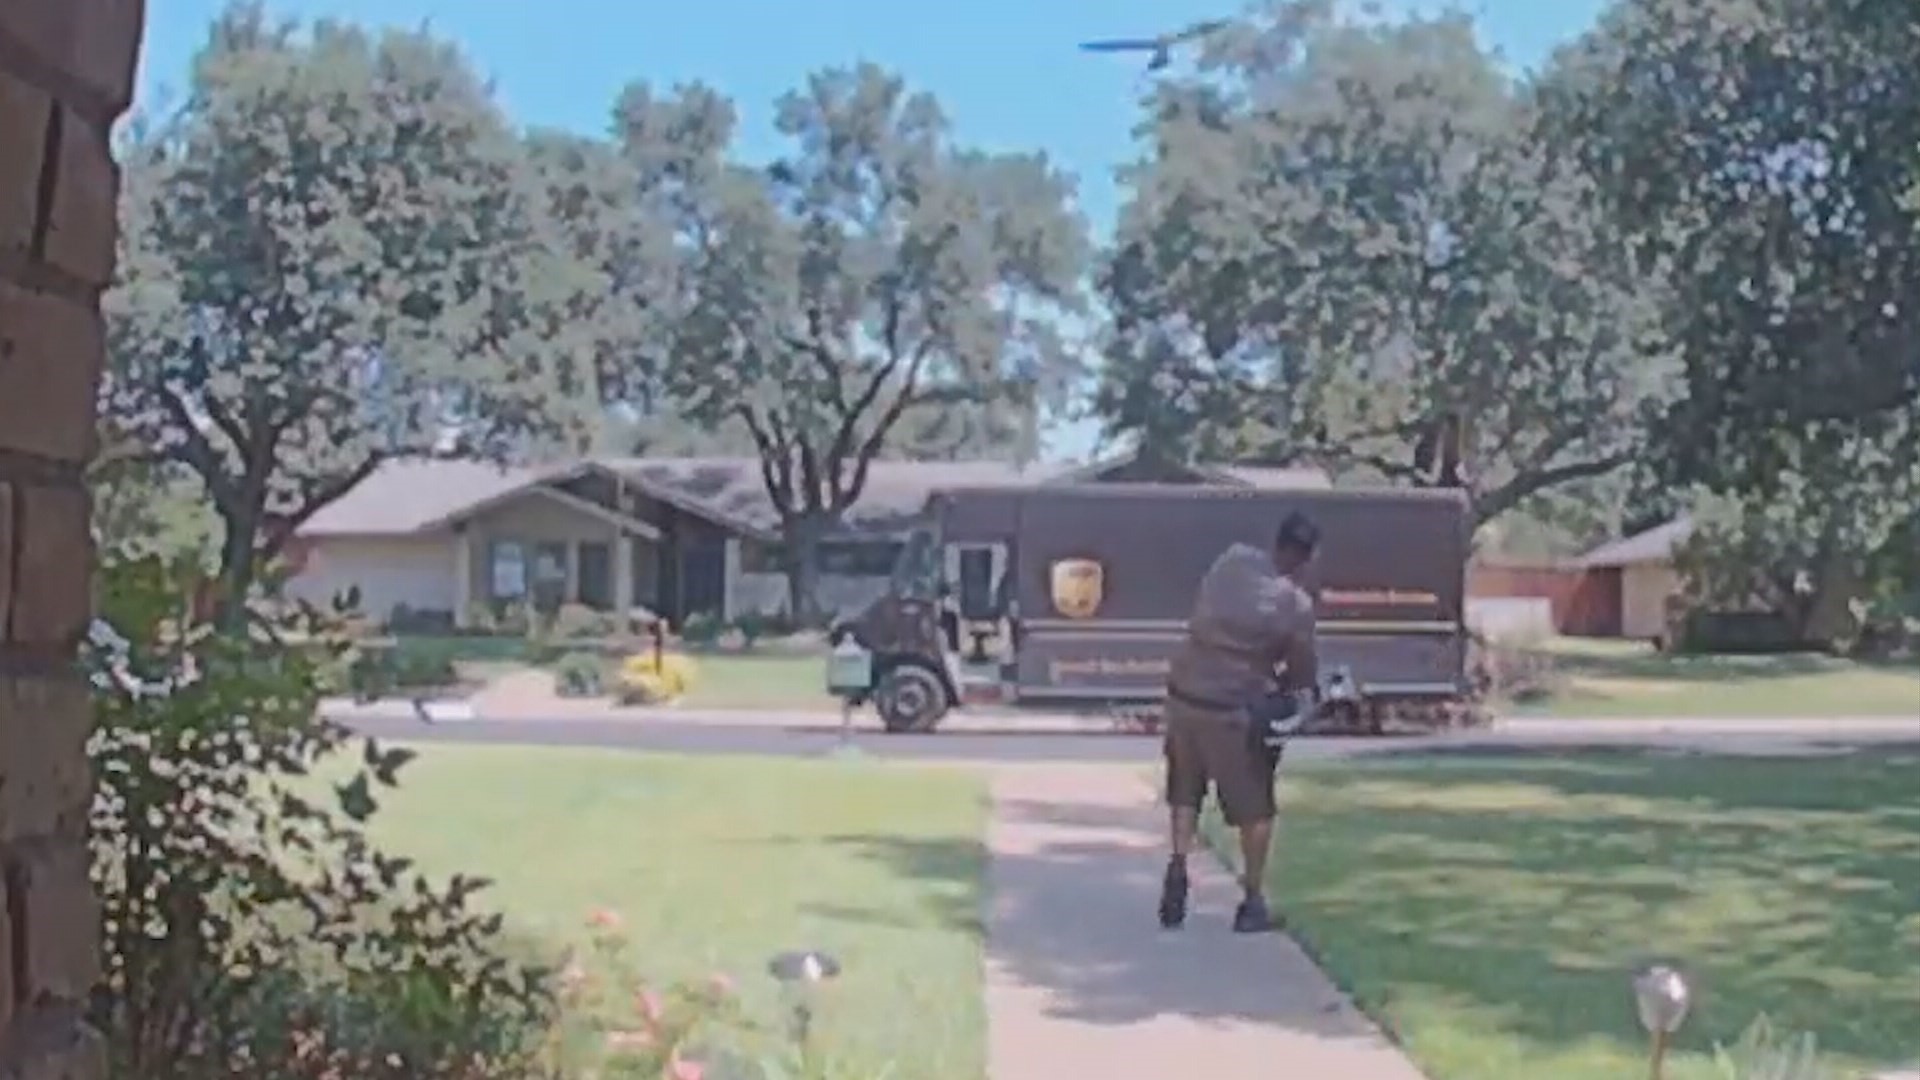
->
<box><xmin>353</xmin><ymin>745</ymin><xmax>989</xmax><ymax>1079</ymax></box>
<box><xmin>678</xmin><ymin>652</ymin><xmax>838</xmax><ymax>711</ymax></box>
<box><xmin>1509</xmin><ymin>637</ymin><xmax>1920</xmax><ymax>718</ymax></box>
<box><xmin>1212</xmin><ymin>747</ymin><xmax>1920</xmax><ymax>1080</ymax></box>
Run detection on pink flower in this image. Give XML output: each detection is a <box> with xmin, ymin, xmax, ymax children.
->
<box><xmin>636</xmin><ymin>987</ymin><xmax>665</xmax><ymax>1026</ymax></box>
<box><xmin>587</xmin><ymin>907</ymin><xmax>625</xmax><ymax>931</ymax></box>
<box><xmin>705</xmin><ymin>972</ymin><xmax>736</xmax><ymax>999</ymax></box>
<box><xmin>667</xmin><ymin>1053</ymin><xmax>705</xmax><ymax>1080</ymax></box>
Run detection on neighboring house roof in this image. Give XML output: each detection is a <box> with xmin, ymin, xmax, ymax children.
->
<box><xmin>1579</xmin><ymin>517</ymin><xmax>1695</xmax><ymax>569</ymax></box>
<box><xmin>296</xmin><ymin>452</ymin><xmax>1335</xmax><ymax>540</ymax></box>
<box><xmin>1212</xmin><ymin>464</ymin><xmax>1336</xmax><ymax>490</ymax></box>
<box><xmin>299</xmin><ymin>459</ymin><xmax>549</xmax><ymax>537</ymax></box>
<box><xmin>602</xmin><ymin>457</ymin><xmax>1056</xmax><ymax>535</ymax></box>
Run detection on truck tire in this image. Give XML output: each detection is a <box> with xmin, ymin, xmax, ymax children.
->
<box><xmin>874</xmin><ymin>662</ymin><xmax>949</xmax><ymax>733</ymax></box>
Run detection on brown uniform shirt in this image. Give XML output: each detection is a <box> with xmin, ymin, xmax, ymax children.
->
<box><xmin>1160</xmin><ymin>543</ymin><xmax>1316</xmax><ymax>826</ymax></box>
<box><xmin>1166</xmin><ymin>542</ymin><xmax>1317</xmax><ymax>715</ymax></box>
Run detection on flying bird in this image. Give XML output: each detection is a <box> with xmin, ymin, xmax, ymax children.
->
<box><xmin>1079</xmin><ymin>18</ymin><xmax>1230</xmax><ymax>72</ymax></box>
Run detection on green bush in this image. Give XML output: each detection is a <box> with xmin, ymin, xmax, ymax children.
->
<box><xmin>732</xmin><ymin>611</ymin><xmax>769</xmax><ymax>648</ymax></box>
<box><xmin>1464</xmin><ymin>636</ymin><xmax>1562</xmax><ymax>703</ymax></box>
<box><xmin>679</xmin><ymin>611</ymin><xmax>724</xmax><ymax>647</ymax></box>
<box><xmin>347</xmin><ymin>645</ymin><xmax>459</xmax><ymax>699</ymax></box>
<box><xmin>87</xmin><ymin>556</ymin><xmax>556</xmax><ymax>1079</ymax></box>
<box><xmin>552</xmin><ymin>652</ymin><xmax>607</xmax><ymax>698</ymax></box>
<box><xmin>387</xmin><ymin>603</ymin><xmax>456</xmax><ymax>635</ymax></box>
<box><xmin>551</xmin><ymin>603</ymin><xmax>624</xmax><ymax>641</ymax></box>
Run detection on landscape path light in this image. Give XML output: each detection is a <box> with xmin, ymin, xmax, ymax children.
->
<box><xmin>1632</xmin><ymin>964</ymin><xmax>1692</xmax><ymax>1080</ymax></box>
<box><xmin>768</xmin><ymin>948</ymin><xmax>842</xmax><ymax>1065</ymax></box>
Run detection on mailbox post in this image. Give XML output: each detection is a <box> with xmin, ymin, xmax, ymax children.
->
<box><xmin>825</xmin><ymin>633</ymin><xmax>873</xmax><ymax>753</ymax></box>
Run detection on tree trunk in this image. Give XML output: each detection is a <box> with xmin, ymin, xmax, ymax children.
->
<box><xmin>214</xmin><ymin>507</ymin><xmax>261</xmax><ymax>632</ymax></box>
<box><xmin>1802</xmin><ymin>550</ymin><xmax>1864</xmax><ymax>652</ymax></box>
<box><xmin>781</xmin><ymin>515</ymin><xmax>828</xmax><ymax>628</ymax></box>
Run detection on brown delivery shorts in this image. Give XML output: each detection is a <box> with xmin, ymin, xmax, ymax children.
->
<box><xmin>1162</xmin><ymin>699</ymin><xmax>1280</xmax><ymax>828</ymax></box>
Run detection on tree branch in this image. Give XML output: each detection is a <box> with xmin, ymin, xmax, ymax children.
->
<box><xmin>260</xmin><ymin>453</ymin><xmax>387</xmax><ymax>562</ymax></box>
<box><xmin>837</xmin><ymin>341</ymin><xmax>935</xmax><ymax>512</ymax></box>
<box><xmin>737</xmin><ymin>404</ymin><xmax>796</xmax><ymax>519</ymax></box>
<box><xmin>1473</xmin><ymin>451</ymin><xmax>1633</xmax><ymax>525</ymax></box>
<box><xmin>198</xmin><ymin>393</ymin><xmax>252</xmax><ymax>466</ymax></box>
<box><xmin>156</xmin><ymin>386</ymin><xmax>242</xmax><ymax>518</ymax></box>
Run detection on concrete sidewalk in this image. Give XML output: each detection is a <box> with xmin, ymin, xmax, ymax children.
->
<box><xmin>983</xmin><ymin>766</ymin><xmax>1427</xmax><ymax>1080</ymax></box>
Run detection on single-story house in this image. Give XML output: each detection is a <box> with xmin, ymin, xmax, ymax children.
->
<box><xmin>284</xmin><ymin>451</ymin><xmax>1330</xmax><ymax>629</ymax></box>
<box><xmin>1467</xmin><ymin>517</ymin><xmax>1694</xmax><ymax>640</ymax></box>
<box><xmin>1576</xmin><ymin>517</ymin><xmax>1693</xmax><ymax>641</ymax></box>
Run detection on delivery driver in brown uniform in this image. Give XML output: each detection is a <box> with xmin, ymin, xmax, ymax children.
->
<box><xmin>1158</xmin><ymin>511</ymin><xmax>1321</xmax><ymax>933</ymax></box>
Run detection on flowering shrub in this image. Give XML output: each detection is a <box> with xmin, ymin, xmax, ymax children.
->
<box><xmin>539</xmin><ymin>909</ymin><xmax>757</xmax><ymax>1079</ymax></box>
<box><xmin>87</xmin><ymin>555</ymin><xmax>557</xmax><ymax>1079</ymax></box>
<box><xmin>617</xmin><ymin>650</ymin><xmax>699</xmax><ymax>704</ymax></box>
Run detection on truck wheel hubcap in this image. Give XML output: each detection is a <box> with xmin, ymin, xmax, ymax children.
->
<box><xmin>891</xmin><ymin>679</ymin><xmax>931</xmax><ymax>718</ymax></box>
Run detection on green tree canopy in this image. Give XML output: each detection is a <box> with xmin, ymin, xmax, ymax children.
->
<box><xmin>595</xmin><ymin>64</ymin><xmax>1089</xmax><ymax>618</ymax></box>
<box><xmin>1548</xmin><ymin>0</ymin><xmax>1920</xmax><ymax>642</ymax></box>
<box><xmin>1095</xmin><ymin>3</ymin><xmax>1673</xmax><ymax>526</ymax></box>
<box><xmin>105</xmin><ymin>4</ymin><xmax>585</xmax><ymax>617</ymax></box>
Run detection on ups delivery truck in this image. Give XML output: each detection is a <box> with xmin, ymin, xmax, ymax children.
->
<box><xmin>839</xmin><ymin>482</ymin><xmax>1475</xmax><ymax>733</ymax></box>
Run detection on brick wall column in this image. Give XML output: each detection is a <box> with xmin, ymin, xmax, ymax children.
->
<box><xmin>0</xmin><ymin>3</ymin><xmax>144</xmax><ymax>1078</ymax></box>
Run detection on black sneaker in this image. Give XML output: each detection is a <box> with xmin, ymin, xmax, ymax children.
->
<box><xmin>1158</xmin><ymin>860</ymin><xmax>1190</xmax><ymax>929</ymax></box>
<box><xmin>1233</xmin><ymin>894</ymin><xmax>1278</xmax><ymax>934</ymax></box>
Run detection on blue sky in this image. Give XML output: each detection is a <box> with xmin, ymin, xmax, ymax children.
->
<box><xmin>136</xmin><ymin>0</ymin><xmax>1609</xmax><ymax>459</ymax></box>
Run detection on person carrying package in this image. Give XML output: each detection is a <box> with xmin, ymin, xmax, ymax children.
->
<box><xmin>1157</xmin><ymin>511</ymin><xmax>1321</xmax><ymax>933</ymax></box>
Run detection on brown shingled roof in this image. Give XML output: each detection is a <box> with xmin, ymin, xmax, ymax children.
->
<box><xmin>296</xmin><ymin>452</ymin><xmax>1334</xmax><ymax>539</ymax></box>
<box><xmin>298</xmin><ymin>459</ymin><xmax>552</xmax><ymax>537</ymax></box>
<box><xmin>1579</xmin><ymin>517</ymin><xmax>1694</xmax><ymax>568</ymax></box>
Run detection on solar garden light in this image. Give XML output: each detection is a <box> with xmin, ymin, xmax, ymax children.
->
<box><xmin>768</xmin><ymin>949</ymin><xmax>841</xmax><ymax>1062</ymax></box>
<box><xmin>1632</xmin><ymin>964</ymin><xmax>1692</xmax><ymax>1080</ymax></box>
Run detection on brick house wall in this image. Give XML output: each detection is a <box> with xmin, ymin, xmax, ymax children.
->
<box><xmin>1468</xmin><ymin>559</ymin><xmax>1623</xmax><ymax>637</ymax></box>
<box><xmin>0</xmin><ymin>3</ymin><xmax>144</xmax><ymax>1078</ymax></box>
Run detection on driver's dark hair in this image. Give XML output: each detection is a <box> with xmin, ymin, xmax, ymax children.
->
<box><xmin>1274</xmin><ymin>510</ymin><xmax>1320</xmax><ymax>555</ymax></box>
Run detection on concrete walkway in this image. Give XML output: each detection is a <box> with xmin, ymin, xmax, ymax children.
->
<box><xmin>983</xmin><ymin>766</ymin><xmax>1428</xmax><ymax>1080</ymax></box>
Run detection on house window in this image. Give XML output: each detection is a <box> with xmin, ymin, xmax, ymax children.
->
<box><xmin>740</xmin><ymin>539</ymin><xmax>786</xmax><ymax>574</ymax></box>
<box><xmin>489</xmin><ymin>541</ymin><xmax>528</xmax><ymax>601</ymax></box>
<box><xmin>817</xmin><ymin>540</ymin><xmax>905</xmax><ymax>577</ymax></box>
<box><xmin>739</xmin><ymin>537</ymin><xmax>904</xmax><ymax>577</ymax></box>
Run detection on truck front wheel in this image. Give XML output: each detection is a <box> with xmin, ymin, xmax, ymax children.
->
<box><xmin>874</xmin><ymin>662</ymin><xmax>950</xmax><ymax>733</ymax></box>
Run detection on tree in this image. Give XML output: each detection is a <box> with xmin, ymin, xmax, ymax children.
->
<box><xmin>105</xmin><ymin>5</ymin><xmax>580</xmax><ymax>622</ymax></box>
<box><xmin>1094</xmin><ymin>5</ymin><xmax>1672</xmax><ymax>525</ymax></box>
<box><xmin>618</xmin><ymin>66</ymin><xmax>1088</xmax><ymax>619</ymax></box>
<box><xmin>1549</xmin><ymin>0</ymin><xmax>1920</xmax><ymax>641</ymax></box>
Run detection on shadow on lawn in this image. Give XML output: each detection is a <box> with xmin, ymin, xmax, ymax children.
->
<box><xmin>804</xmin><ymin>834</ymin><xmax>989</xmax><ymax>938</ymax></box>
<box><xmin>1260</xmin><ymin>745</ymin><xmax>1920</xmax><ymax>1067</ymax></box>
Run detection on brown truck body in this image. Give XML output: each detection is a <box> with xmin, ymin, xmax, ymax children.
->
<box><xmin>848</xmin><ymin>482</ymin><xmax>1474</xmax><ymax>732</ymax></box>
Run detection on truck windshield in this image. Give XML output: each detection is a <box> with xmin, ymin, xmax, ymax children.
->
<box><xmin>890</xmin><ymin>526</ymin><xmax>942</xmax><ymax>600</ymax></box>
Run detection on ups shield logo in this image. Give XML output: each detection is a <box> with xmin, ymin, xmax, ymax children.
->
<box><xmin>1050</xmin><ymin>558</ymin><xmax>1105</xmax><ymax>619</ymax></box>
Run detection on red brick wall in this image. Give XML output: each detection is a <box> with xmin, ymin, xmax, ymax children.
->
<box><xmin>1469</xmin><ymin>560</ymin><xmax>1623</xmax><ymax>637</ymax></box>
<box><xmin>0</xmin><ymin>3</ymin><xmax>144</xmax><ymax>1077</ymax></box>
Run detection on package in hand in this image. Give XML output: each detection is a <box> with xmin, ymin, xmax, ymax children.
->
<box><xmin>1251</xmin><ymin>688</ymin><xmax>1314</xmax><ymax>748</ymax></box>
